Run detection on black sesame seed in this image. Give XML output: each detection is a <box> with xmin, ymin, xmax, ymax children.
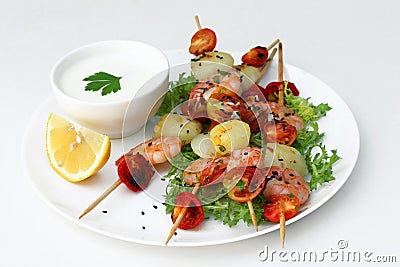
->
<box><xmin>153</xmin><ymin>205</ymin><xmax>158</xmax><ymax>209</ymax></box>
<box><xmin>278</xmin><ymin>158</ymin><xmax>284</xmax><ymax>161</ymax></box>
<box><xmin>199</xmin><ymin>62</ymin><xmax>202</xmax><ymax>67</ymax></box>
<box><xmin>289</xmin><ymin>173</ymin><xmax>294</xmax><ymax>177</ymax></box>
<box><xmin>244</xmin><ymin>152</ymin><xmax>248</xmax><ymax>155</ymax></box>
<box><xmin>186</xmin><ymin>129</ymin><xmax>190</xmax><ymax>134</ymax></box>
<box><xmin>102</xmin><ymin>210</ymin><xmax>107</xmax><ymax>214</ymax></box>
<box><xmin>297</xmin><ymin>181</ymin><xmax>301</xmax><ymax>185</ymax></box>
<box><xmin>285</xmin><ymin>181</ymin><xmax>290</xmax><ymax>184</ymax></box>
<box><xmin>141</xmin><ymin>211</ymin><xmax>145</xmax><ymax>215</ymax></box>
<box><xmin>174</xmin><ymin>232</ymin><xmax>177</xmax><ymax>236</ymax></box>
<box><xmin>179</xmin><ymin>124</ymin><xmax>183</xmax><ymax>128</ymax></box>
<box><xmin>148</xmin><ymin>142</ymin><xmax>152</xmax><ymax>147</ymax></box>
<box><xmin>142</xmin><ymin>226</ymin><xmax>146</xmax><ymax>230</ymax></box>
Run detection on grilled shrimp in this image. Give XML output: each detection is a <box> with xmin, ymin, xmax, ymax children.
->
<box><xmin>183</xmin><ymin>147</ymin><xmax>263</xmax><ymax>186</ymax></box>
<box><xmin>182</xmin><ymin>157</ymin><xmax>213</xmax><ymax>186</ymax></box>
<box><xmin>186</xmin><ymin>82</ymin><xmax>214</xmax><ymax>119</ymax></box>
<box><xmin>116</xmin><ymin>136</ymin><xmax>182</xmax><ymax>192</ymax></box>
<box><xmin>211</xmin><ymin>70</ymin><xmax>242</xmax><ymax>93</ymax></box>
<box><xmin>244</xmin><ymin>95</ymin><xmax>304</xmax><ymax>132</ymax></box>
<box><xmin>263</xmin><ymin>166</ymin><xmax>310</xmax><ymax>205</ymax></box>
<box><xmin>125</xmin><ymin>136</ymin><xmax>182</xmax><ymax>165</ymax></box>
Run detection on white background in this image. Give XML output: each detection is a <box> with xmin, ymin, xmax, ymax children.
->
<box><xmin>1</xmin><ymin>0</ymin><xmax>399</xmax><ymax>266</ymax></box>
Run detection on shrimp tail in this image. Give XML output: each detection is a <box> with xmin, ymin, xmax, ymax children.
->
<box><xmin>115</xmin><ymin>153</ymin><xmax>155</xmax><ymax>192</ymax></box>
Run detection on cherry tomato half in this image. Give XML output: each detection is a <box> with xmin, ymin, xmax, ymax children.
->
<box><xmin>189</xmin><ymin>28</ymin><xmax>217</xmax><ymax>56</ymax></box>
<box><xmin>264</xmin><ymin>82</ymin><xmax>300</xmax><ymax>102</ymax></box>
<box><xmin>171</xmin><ymin>192</ymin><xmax>204</xmax><ymax>230</ymax></box>
<box><xmin>116</xmin><ymin>153</ymin><xmax>155</xmax><ymax>192</ymax></box>
<box><xmin>242</xmin><ymin>82</ymin><xmax>300</xmax><ymax>103</ymax></box>
<box><xmin>263</xmin><ymin>121</ymin><xmax>297</xmax><ymax>146</ymax></box>
<box><xmin>263</xmin><ymin>194</ymin><xmax>300</xmax><ymax>223</ymax></box>
<box><xmin>225</xmin><ymin>166</ymin><xmax>267</xmax><ymax>203</ymax></box>
<box><xmin>242</xmin><ymin>46</ymin><xmax>269</xmax><ymax>67</ymax></box>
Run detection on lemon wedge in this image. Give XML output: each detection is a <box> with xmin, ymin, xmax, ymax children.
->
<box><xmin>46</xmin><ymin>113</ymin><xmax>111</xmax><ymax>182</ymax></box>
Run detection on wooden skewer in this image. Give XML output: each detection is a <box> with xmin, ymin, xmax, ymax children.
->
<box><xmin>256</xmin><ymin>47</ymin><xmax>277</xmax><ymax>84</ymax></box>
<box><xmin>254</xmin><ymin>38</ymin><xmax>279</xmax><ymax>84</ymax></box>
<box><xmin>78</xmin><ymin>179</ymin><xmax>122</xmax><ymax>219</ymax></box>
<box><xmin>277</xmin><ymin>41</ymin><xmax>286</xmax><ymax>247</ymax></box>
<box><xmin>166</xmin><ymin>15</ymin><xmax>222</xmax><ymax>244</ymax></box>
<box><xmin>279</xmin><ymin>201</ymin><xmax>286</xmax><ymax>248</ymax></box>
<box><xmin>247</xmin><ymin>201</ymin><xmax>258</xmax><ymax>232</ymax></box>
<box><xmin>278</xmin><ymin>42</ymin><xmax>284</xmax><ymax>106</ymax></box>
<box><xmin>165</xmin><ymin>16</ymin><xmax>204</xmax><ymax>245</ymax></box>
<box><xmin>165</xmin><ymin>184</ymin><xmax>200</xmax><ymax>245</ymax></box>
<box><xmin>267</xmin><ymin>38</ymin><xmax>280</xmax><ymax>51</ymax></box>
<box><xmin>195</xmin><ymin>15</ymin><xmax>202</xmax><ymax>30</ymax></box>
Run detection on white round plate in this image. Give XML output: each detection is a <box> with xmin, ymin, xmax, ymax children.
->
<box><xmin>23</xmin><ymin>50</ymin><xmax>359</xmax><ymax>247</ymax></box>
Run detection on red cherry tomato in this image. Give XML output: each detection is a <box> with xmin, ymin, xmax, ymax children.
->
<box><xmin>189</xmin><ymin>28</ymin><xmax>217</xmax><ymax>56</ymax></box>
<box><xmin>264</xmin><ymin>82</ymin><xmax>300</xmax><ymax>102</ymax></box>
<box><xmin>224</xmin><ymin>167</ymin><xmax>267</xmax><ymax>203</ymax></box>
<box><xmin>263</xmin><ymin>194</ymin><xmax>300</xmax><ymax>223</ymax></box>
<box><xmin>171</xmin><ymin>192</ymin><xmax>204</xmax><ymax>230</ymax></box>
<box><xmin>263</xmin><ymin>121</ymin><xmax>298</xmax><ymax>146</ymax></box>
<box><xmin>242</xmin><ymin>46</ymin><xmax>269</xmax><ymax>67</ymax></box>
<box><xmin>116</xmin><ymin>154</ymin><xmax>155</xmax><ymax>192</ymax></box>
<box><xmin>242</xmin><ymin>82</ymin><xmax>300</xmax><ymax>103</ymax></box>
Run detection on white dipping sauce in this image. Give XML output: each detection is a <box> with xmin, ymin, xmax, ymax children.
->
<box><xmin>54</xmin><ymin>41</ymin><xmax>169</xmax><ymax>103</ymax></box>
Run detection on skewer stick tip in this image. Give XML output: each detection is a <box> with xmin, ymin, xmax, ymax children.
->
<box><xmin>267</xmin><ymin>38</ymin><xmax>280</xmax><ymax>51</ymax></box>
<box><xmin>78</xmin><ymin>179</ymin><xmax>122</xmax><ymax>220</ymax></box>
<box><xmin>279</xmin><ymin>204</ymin><xmax>286</xmax><ymax>248</ymax></box>
<box><xmin>165</xmin><ymin>184</ymin><xmax>200</xmax><ymax>245</ymax></box>
<box><xmin>194</xmin><ymin>16</ymin><xmax>201</xmax><ymax>30</ymax></box>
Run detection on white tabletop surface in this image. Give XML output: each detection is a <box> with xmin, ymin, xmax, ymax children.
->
<box><xmin>2</xmin><ymin>0</ymin><xmax>400</xmax><ymax>266</ymax></box>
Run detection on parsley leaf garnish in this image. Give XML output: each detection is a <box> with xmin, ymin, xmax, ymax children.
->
<box><xmin>83</xmin><ymin>72</ymin><xmax>122</xmax><ymax>96</ymax></box>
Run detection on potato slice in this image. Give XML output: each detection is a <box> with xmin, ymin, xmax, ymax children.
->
<box><xmin>153</xmin><ymin>114</ymin><xmax>202</xmax><ymax>143</ymax></box>
<box><xmin>191</xmin><ymin>133</ymin><xmax>217</xmax><ymax>158</ymax></box>
<box><xmin>209</xmin><ymin>120</ymin><xmax>250</xmax><ymax>156</ymax></box>
<box><xmin>234</xmin><ymin>64</ymin><xmax>261</xmax><ymax>90</ymax></box>
<box><xmin>264</xmin><ymin>143</ymin><xmax>308</xmax><ymax>177</ymax></box>
<box><xmin>191</xmin><ymin>51</ymin><xmax>234</xmax><ymax>82</ymax></box>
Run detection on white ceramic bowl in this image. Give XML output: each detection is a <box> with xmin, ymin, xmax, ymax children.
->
<box><xmin>50</xmin><ymin>40</ymin><xmax>169</xmax><ymax>138</ymax></box>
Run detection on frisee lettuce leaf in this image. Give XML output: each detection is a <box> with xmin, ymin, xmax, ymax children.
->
<box><xmin>155</xmin><ymin>73</ymin><xmax>196</xmax><ymax>116</ymax></box>
<box><xmin>283</xmin><ymin>81</ymin><xmax>340</xmax><ymax>190</ymax></box>
<box><xmin>306</xmin><ymin>145</ymin><xmax>341</xmax><ymax>190</ymax></box>
<box><xmin>203</xmin><ymin>195</ymin><xmax>267</xmax><ymax>227</ymax></box>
